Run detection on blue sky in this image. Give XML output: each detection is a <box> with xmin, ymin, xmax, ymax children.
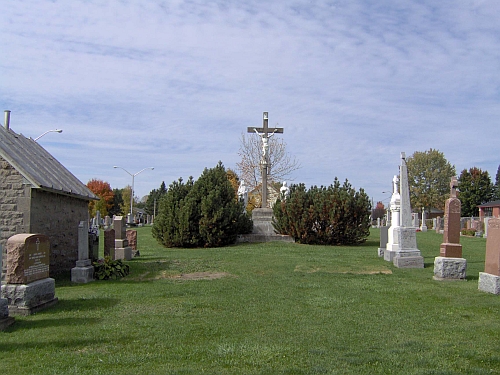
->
<box><xmin>2</xmin><ymin>0</ymin><xmax>499</xmax><ymax>204</ymax></box>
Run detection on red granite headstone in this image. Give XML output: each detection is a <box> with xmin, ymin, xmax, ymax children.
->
<box><xmin>6</xmin><ymin>234</ymin><xmax>50</xmax><ymax>284</ymax></box>
<box><xmin>440</xmin><ymin>177</ymin><xmax>462</xmax><ymax>258</ymax></box>
<box><xmin>485</xmin><ymin>218</ymin><xmax>500</xmax><ymax>276</ymax></box>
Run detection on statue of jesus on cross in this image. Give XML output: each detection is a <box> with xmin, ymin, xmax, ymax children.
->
<box><xmin>247</xmin><ymin>112</ymin><xmax>284</xmax><ymax>208</ymax></box>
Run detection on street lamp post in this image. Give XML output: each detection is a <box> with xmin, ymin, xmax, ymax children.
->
<box><xmin>34</xmin><ymin>129</ymin><xmax>63</xmax><ymax>141</ymax></box>
<box><xmin>113</xmin><ymin>166</ymin><xmax>154</xmax><ymax>224</ymax></box>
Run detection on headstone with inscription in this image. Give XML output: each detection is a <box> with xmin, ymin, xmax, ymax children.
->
<box><xmin>104</xmin><ymin>228</ymin><xmax>115</xmax><ymax>258</ymax></box>
<box><xmin>71</xmin><ymin>221</ymin><xmax>94</xmax><ymax>283</ymax></box>
<box><xmin>484</xmin><ymin>217</ymin><xmax>490</xmax><ymax>238</ymax></box>
<box><xmin>1</xmin><ymin>234</ymin><xmax>58</xmax><ymax>315</ymax></box>
<box><xmin>126</xmin><ymin>230</ymin><xmax>139</xmax><ymax>257</ymax></box>
<box><xmin>412</xmin><ymin>213</ymin><xmax>419</xmax><ymax>229</ymax></box>
<box><xmin>420</xmin><ymin>208</ymin><xmax>428</xmax><ymax>232</ymax></box>
<box><xmin>378</xmin><ymin>226</ymin><xmax>389</xmax><ymax>257</ymax></box>
<box><xmin>96</xmin><ymin>210</ymin><xmax>101</xmax><ymax>228</ymax></box>
<box><xmin>434</xmin><ymin>177</ymin><xmax>466</xmax><ymax>280</ymax></box>
<box><xmin>436</xmin><ymin>216</ymin><xmax>442</xmax><ymax>233</ymax></box>
<box><xmin>478</xmin><ymin>218</ymin><xmax>500</xmax><ymax>294</ymax></box>
<box><xmin>114</xmin><ymin>216</ymin><xmax>132</xmax><ymax>260</ymax></box>
<box><xmin>392</xmin><ymin>152</ymin><xmax>424</xmax><ymax>268</ymax></box>
<box><xmin>104</xmin><ymin>215</ymin><xmax>111</xmax><ymax>228</ymax></box>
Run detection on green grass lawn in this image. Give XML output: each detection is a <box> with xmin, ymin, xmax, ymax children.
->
<box><xmin>1</xmin><ymin>227</ymin><xmax>499</xmax><ymax>374</ymax></box>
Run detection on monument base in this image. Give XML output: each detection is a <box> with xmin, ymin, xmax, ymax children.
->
<box><xmin>440</xmin><ymin>243</ymin><xmax>463</xmax><ymax>258</ymax></box>
<box><xmin>421</xmin><ymin>226</ymin><xmax>428</xmax><ymax>232</ymax></box>
<box><xmin>393</xmin><ymin>251</ymin><xmax>424</xmax><ymax>268</ymax></box>
<box><xmin>1</xmin><ymin>278</ymin><xmax>58</xmax><ymax>316</ymax></box>
<box><xmin>115</xmin><ymin>247</ymin><xmax>132</xmax><ymax>261</ymax></box>
<box><xmin>433</xmin><ymin>257</ymin><xmax>466</xmax><ymax>280</ymax></box>
<box><xmin>478</xmin><ymin>272</ymin><xmax>500</xmax><ymax>295</ymax></box>
<box><xmin>71</xmin><ymin>260</ymin><xmax>94</xmax><ymax>283</ymax></box>
<box><xmin>237</xmin><ymin>208</ymin><xmax>294</xmax><ymax>243</ymax></box>
<box><xmin>384</xmin><ymin>249</ymin><xmax>397</xmax><ymax>262</ymax></box>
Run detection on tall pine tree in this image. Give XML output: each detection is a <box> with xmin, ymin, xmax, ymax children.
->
<box><xmin>458</xmin><ymin>167</ymin><xmax>494</xmax><ymax>217</ymax></box>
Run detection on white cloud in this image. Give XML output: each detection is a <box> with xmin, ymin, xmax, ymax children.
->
<box><xmin>1</xmin><ymin>0</ymin><xmax>500</xmax><ymax>201</ymax></box>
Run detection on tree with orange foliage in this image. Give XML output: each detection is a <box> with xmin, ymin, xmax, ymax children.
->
<box><xmin>372</xmin><ymin>201</ymin><xmax>386</xmax><ymax>221</ymax></box>
<box><xmin>86</xmin><ymin>179</ymin><xmax>114</xmax><ymax>217</ymax></box>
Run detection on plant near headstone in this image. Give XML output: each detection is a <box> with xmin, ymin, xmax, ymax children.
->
<box><xmin>272</xmin><ymin>178</ymin><xmax>371</xmax><ymax>245</ymax></box>
<box><xmin>152</xmin><ymin>162</ymin><xmax>252</xmax><ymax>248</ymax></box>
<box><xmin>93</xmin><ymin>257</ymin><xmax>130</xmax><ymax>280</ymax></box>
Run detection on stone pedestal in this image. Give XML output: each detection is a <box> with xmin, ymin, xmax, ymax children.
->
<box><xmin>1</xmin><ymin>278</ymin><xmax>58</xmax><ymax>316</ymax></box>
<box><xmin>115</xmin><ymin>246</ymin><xmax>132</xmax><ymax>260</ymax></box>
<box><xmin>433</xmin><ymin>256</ymin><xmax>466</xmax><ymax>280</ymax></box>
<box><xmin>71</xmin><ymin>221</ymin><xmax>95</xmax><ymax>283</ymax></box>
<box><xmin>390</xmin><ymin>227</ymin><xmax>424</xmax><ymax>268</ymax></box>
<box><xmin>71</xmin><ymin>259</ymin><xmax>94</xmax><ymax>283</ymax></box>
<box><xmin>440</xmin><ymin>243</ymin><xmax>463</xmax><ymax>258</ymax></box>
<box><xmin>478</xmin><ymin>272</ymin><xmax>500</xmax><ymax>294</ymax></box>
<box><xmin>114</xmin><ymin>216</ymin><xmax>132</xmax><ymax>260</ymax></box>
<box><xmin>237</xmin><ymin>208</ymin><xmax>294</xmax><ymax>243</ymax></box>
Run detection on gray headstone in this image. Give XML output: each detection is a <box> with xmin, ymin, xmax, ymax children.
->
<box><xmin>78</xmin><ymin>221</ymin><xmax>89</xmax><ymax>261</ymax></box>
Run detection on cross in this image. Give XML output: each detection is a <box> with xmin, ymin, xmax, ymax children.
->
<box><xmin>450</xmin><ymin>176</ymin><xmax>458</xmax><ymax>198</ymax></box>
<box><xmin>247</xmin><ymin>112</ymin><xmax>284</xmax><ymax>208</ymax></box>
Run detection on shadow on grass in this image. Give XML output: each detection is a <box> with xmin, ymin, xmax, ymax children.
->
<box><xmin>0</xmin><ymin>336</ymin><xmax>131</xmax><ymax>352</ymax></box>
<box><xmin>49</xmin><ymin>297</ymin><xmax>120</xmax><ymax>313</ymax></box>
<box><xmin>5</xmin><ymin>317</ymin><xmax>102</xmax><ymax>333</ymax></box>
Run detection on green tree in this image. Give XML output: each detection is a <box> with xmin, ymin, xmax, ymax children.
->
<box><xmin>273</xmin><ymin>178</ymin><xmax>371</xmax><ymax>245</ymax></box>
<box><xmin>152</xmin><ymin>162</ymin><xmax>252</xmax><ymax>248</ymax></box>
<box><xmin>406</xmin><ymin>149</ymin><xmax>456</xmax><ymax>212</ymax></box>
<box><xmin>145</xmin><ymin>181</ymin><xmax>167</xmax><ymax>216</ymax></box>
<box><xmin>152</xmin><ymin>177</ymin><xmax>194</xmax><ymax>247</ymax></box>
<box><xmin>109</xmin><ymin>188</ymin><xmax>124</xmax><ymax>216</ymax></box>
<box><xmin>494</xmin><ymin>164</ymin><xmax>500</xmax><ymax>200</ymax></box>
<box><xmin>458</xmin><ymin>167</ymin><xmax>494</xmax><ymax>217</ymax></box>
<box><xmin>120</xmin><ymin>185</ymin><xmax>132</xmax><ymax>216</ymax></box>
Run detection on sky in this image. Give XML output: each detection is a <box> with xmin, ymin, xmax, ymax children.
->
<box><xmin>2</xmin><ymin>0</ymin><xmax>500</xmax><ymax>205</ymax></box>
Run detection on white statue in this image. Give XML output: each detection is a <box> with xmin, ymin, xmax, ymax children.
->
<box><xmin>254</xmin><ymin>128</ymin><xmax>277</xmax><ymax>162</ymax></box>
<box><xmin>280</xmin><ymin>181</ymin><xmax>290</xmax><ymax>200</ymax></box>
<box><xmin>237</xmin><ymin>180</ymin><xmax>248</xmax><ymax>209</ymax></box>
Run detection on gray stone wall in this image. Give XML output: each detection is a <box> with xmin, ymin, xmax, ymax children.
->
<box><xmin>29</xmin><ymin>189</ymin><xmax>89</xmax><ymax>274</ymax></box>
<box><xmin>0</xmin><ymin>157</ymin><xmax>29</xmax><ymax>246</ymax></box>
<box><xmin>1</xmin><ymin>157</ymin><xmax>29</xmax><ymax>279</ymax></box>
<box><xmin>1</xmin><ymin>156</ymin><xmax>90</xmax><ymax>276</ymax></box>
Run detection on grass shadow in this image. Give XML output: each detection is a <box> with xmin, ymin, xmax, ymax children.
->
<box><xmin>49</xmin><ymin>297</ymin><xmax>120</xmax><ymax>313</ymax></box>
<box><xmin>5</xmin><ymin>317</ymin><xmax>102</xmax><ymax>332</ymax></box>
<box><xmin>0</xmin><ymin>336</ymin><xmax>131</xmax><ymax>352</ymax></box>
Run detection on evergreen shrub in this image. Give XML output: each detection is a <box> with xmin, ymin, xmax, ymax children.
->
<box><xmin>272</xmin><ymin>178</ymin><xmax>371</xmax><ymax>245</ymax></box>
<box><xmin>152</xmin><ymin>162</ymin><xmax>252</xmax><ymax>248</ymax></box>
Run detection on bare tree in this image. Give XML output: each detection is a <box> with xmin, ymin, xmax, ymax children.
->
<box><xmin>236</xmin><ymin>132</ymin><xmax>300</xmax><ymax>192</ymax></box>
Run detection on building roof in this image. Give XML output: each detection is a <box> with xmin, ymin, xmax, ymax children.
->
<box><xmin>0</xmin><ymin>125</ymin><xmax>98</xmax><ymax>201</ymax></box>
<box><xmin>478</xmin><ymin>200</ymin><xmax>500</xmax><ymax>208</ymax></box>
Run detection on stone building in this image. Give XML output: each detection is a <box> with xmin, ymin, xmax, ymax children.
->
<box><xmin>0</xmin><ymin>116</ymin><xmax>97</xmax><ymax>276</ymax></box>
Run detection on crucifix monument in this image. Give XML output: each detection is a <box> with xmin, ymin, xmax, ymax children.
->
<box><xmin>247</xmin><ymin>112</ymin><xmax>283</xmax><ymax>208</ymax></box>
<box><xmin>237</xmin><ymin>112</ymin><xmax>293</xmax><ymax>244</ymax></box>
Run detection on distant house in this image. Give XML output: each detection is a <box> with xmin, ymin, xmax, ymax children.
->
<box><xmin>0</xmin><ymin>118</ymin><xmax>98</xmax><ymax>276</ymax></box>
<box><xmin>478</xmin><ymin>200</ymin><xmax>500</xmax><ymax>220</ymax></box>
